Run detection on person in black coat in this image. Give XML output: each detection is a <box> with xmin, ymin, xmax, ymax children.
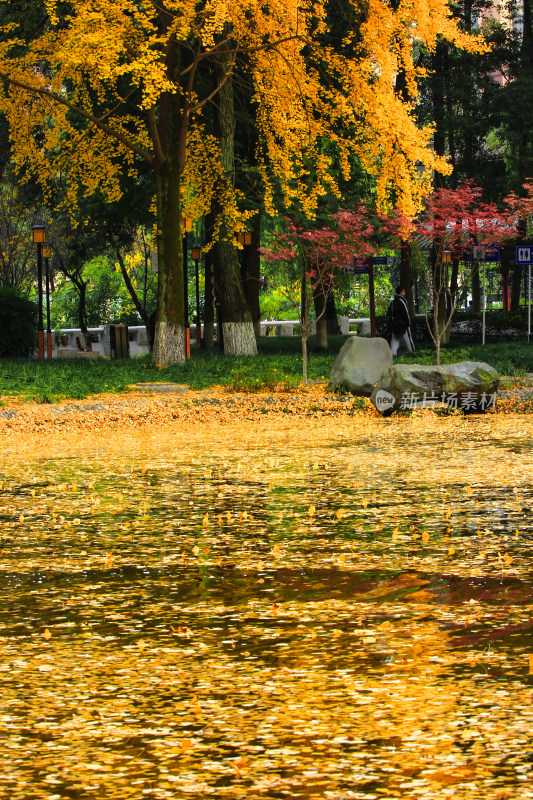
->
<box><xmin>387</xmin><ymin>286</ymin><xmax>415</xmax><ymax>356</ymax></box>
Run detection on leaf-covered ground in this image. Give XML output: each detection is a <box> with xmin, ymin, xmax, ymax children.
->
<box><xmin>1</xmin><ymin>401</ymin><xmax>532</xmax><ymax>799</ymax></box>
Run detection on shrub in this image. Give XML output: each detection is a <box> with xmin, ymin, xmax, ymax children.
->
<box><xmin>0</xmin><ymin>288</ymin><xmax>37</xmax><ymax>357</ymax></box>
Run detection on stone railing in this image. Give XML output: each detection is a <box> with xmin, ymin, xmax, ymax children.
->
<box><xmin>51</xmin><ymin>317</ymin><xmax>370</xmax><ymax>358</ymax></box>
<box><xmin>55</xmin><ymin>325</ymin><xmax>149</xmax><ymax>358</ymax></box>
<box><xmin>259</xmin><ymin>317</ymin><xmax>370</xmax><ymax>336</ymax></box>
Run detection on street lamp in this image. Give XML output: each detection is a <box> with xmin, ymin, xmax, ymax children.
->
<box><xmin>191</xmin><ymin>246</ymin><xmax>202</xmax><ymax>347</ymax></box>
<box><xmin>181</xmin><ymin>216</ymin><xmax>193</xmax><ymax>358</ymax></box>
<box><xmin>32</xmin><ymin>224</ymin><xmax>46</xmax><ymax>359</ymax></box>
<box><xmin>42</xmin><ymin>244</ymin><xmax>52</xmax><ymax>358</ymax></box>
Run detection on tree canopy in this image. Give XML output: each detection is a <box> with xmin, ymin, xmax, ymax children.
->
<box><xmin>0</xmin><ymin>0</ymin><xmax>485</xmax><ymax>362</ymax></box>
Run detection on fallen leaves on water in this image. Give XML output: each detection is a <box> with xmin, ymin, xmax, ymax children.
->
<box><xmin>0</xmin><ymin>412</ymin><xmax>532</xmax><ymax>798</ymax></box>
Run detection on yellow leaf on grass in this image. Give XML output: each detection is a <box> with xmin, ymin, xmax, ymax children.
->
<box><xmin>448</xmin><ymin>546</ymin><xmax>456</xmax><ymax>555</ymax></box>
<box><xmin>422</xmin><ymin>532</ymin><xmax>430</xmax><ymax>542</ymax></box>
<box><xmin>192</xmin><ymin>546</ymin><xmax>200</xmax><ymax>555</ymax></box>
<box><xmin>43</xmin><ymin>628</ymin><xmax>51</xmax><ymax>640</ymax></box>
<box><xmin>335</xmin><ymin>509</ymin><xmax>346</xmax><ymax>520</ymax></box>
<box><xmin>529</xmin><ymin>654</ymin><xmax>533</xmax><ymax>674</ymax></box>
<box><xmin>308</xmin><ymin>504</ymin><xmax>315</xmax><ymax>516</ymax></box>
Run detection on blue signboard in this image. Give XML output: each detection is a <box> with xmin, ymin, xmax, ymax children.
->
<box><xmin>343</xmin><ymin>257</ymin><xmax>369</xmax><ymax>275</ymax></box>
<box><xmin>470</xmin><ymin>244</ymin><xmax>500</xmax><ymax>263</ymax></box>
<box><xmin>373</xmin><ymin>256</ymin><xmax>398</xmax><ymax>267</ymax></box>
<box><xmin>516</xmin><ymin>245</ymin><xmax>533</xmax><ymax>265</ymax></box>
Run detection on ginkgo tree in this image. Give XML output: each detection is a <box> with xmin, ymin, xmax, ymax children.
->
<box><xmin>0</xmin><ymin>0</ymin><xmax>483</xmax><ymax>364</ymax></box>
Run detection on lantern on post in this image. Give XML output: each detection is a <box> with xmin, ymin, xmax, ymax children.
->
<box><xmin>42</xmin><ymin>244</ymin><xmax>52</xmax><ymax>358</ymax></box>
<box><xmin>32</xmin><ymin>224</ymin><xmax>46</xmax><ymax>358</ymax></box>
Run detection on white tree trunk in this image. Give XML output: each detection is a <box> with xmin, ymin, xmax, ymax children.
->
<box><xmin>222</xmin><ymin>321</ymin><xmax>257</xmax><ymax>355</ymax></box>
<box><xmin>153</xmin><ymin>321</ymin><xmax>185</xmax><ymax>366</ymax></box>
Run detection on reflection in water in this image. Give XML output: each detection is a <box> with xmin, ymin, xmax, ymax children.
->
<box><xmin>0</xmin><ymin>416</ymin><xmax>532</xmax><ymax>799</ymax></box>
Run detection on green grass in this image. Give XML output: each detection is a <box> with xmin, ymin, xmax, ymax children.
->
<box><xmin>1</xmin><ymin>336</ymin><xmax>531</xmax><ymax>403</ymax></box>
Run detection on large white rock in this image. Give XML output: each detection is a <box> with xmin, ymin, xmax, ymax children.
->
<box><xmin>329</xmin><ymin>336</ymin><xmax>393</xmax><ymax>396</ymax></box>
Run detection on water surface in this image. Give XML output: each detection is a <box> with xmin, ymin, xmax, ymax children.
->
<box><xmin>1</xmin><ymin>415</ymin><xmax>532</xmax><ymax>799</ymax></box>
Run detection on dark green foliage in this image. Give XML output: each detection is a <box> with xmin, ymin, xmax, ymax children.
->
<box><xmin>375</xmin><ymin>308</ymin><xmax>532</xmax><ymax>344</ymax></box>
<box><xmin>0</xmin><ymin>287</ymin><xmax>37</xmax><ymax>357</ymax></box>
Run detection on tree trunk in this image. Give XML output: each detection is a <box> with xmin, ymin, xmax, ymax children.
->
<box><xmin>449</xmin><ymin>257</ymin><xmax>459</xmax><ymax>305</ymax></box>
<box><xmin>315</xmin><ymin>317</ymin><xmax>327</xmax><ymax>349</ymax></box>
<box><xmin>153</xmin><ymin>163</ymin><xmax>185</xmax><ymax>365</ymax></box>
<box><xmin>203</xmin><ymin>247</ymin><xmax>215</xmax><ymax>350</ymax></box>
<box><xmin>213</xmin><ymin>237</ymin><xmax>257</xmax><ymax>354</ymax></box>
<box><xmin>400</xmin><ymin>241</ymin><xmax>415</xmax><ymax>317</ymax></box>
<box><xmin>246</xmin><ymin>222</ymin><xmax>261</xmax><ymax>337</ymax></box>
<box><xmin>512</xmin><ymin>218</ymin><xmax>528</xmax><ymax>312</ymax></box>
<box><xmin>471</xmin><ymin>262</ymin><xmax>481</xmax><ymax>312</ymax></box>
<box><xmin>313</xmin><ymin>283</ymin><xmax>328</xmax><ymax>349</ymax></box>
<box><xmin>325</xmin><ymin>291</ymin><xmax>341</xmax><ymax>335</ymax></box>
<box><xmin>76</xmin><ymin>278</ymin><xmax>89</xmax><ymax>347</ymax></box>
<box><xmin>213</xmin><ymin>46</ymin><xmax>257</xmax><ymax>356</ymax></box>
<box><xmin>115</xmin><ymin>247</ymin><xmax>149</xmax><ymax>325</ymax></box>
<box><xmin>432</xmin><ymin>244</ymin><xmax>447</xmax><ymax>341</ymax></box>
<box><xmin>148</xmin><ymin>25</ymin><xmax>186</xmax><ymax>366</ymax></box>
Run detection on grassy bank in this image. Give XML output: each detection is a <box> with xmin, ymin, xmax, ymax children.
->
<box><xmin>1</xmin><ymin>336</ymin><xmax>532</xmax><ymax>403</ymax></box>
